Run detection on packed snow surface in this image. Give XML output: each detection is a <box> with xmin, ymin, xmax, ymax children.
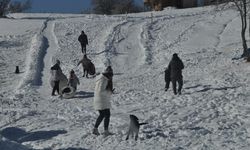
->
<box><xmin>1</xmin><ymin>4</ymin><xmax>250</xmax><ymax>150</ymax></box>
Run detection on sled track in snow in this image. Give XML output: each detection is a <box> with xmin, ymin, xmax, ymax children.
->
<box><xmin>32</xmin><ymin>36</ymin><xmax>49</xmax><ymax>86</ymax></box>
<box><xmin>215</xmin><ymin>15</ymin><xmax>239</xmax><ymax>48</ymax></box>
<box><xmin>140</xmin><ymin>23</ymin><xmax>154</xmax><ymax>65</ymax></box>
<box><xmin>33</xmin><ymin>18</ymin><xmax>52</xmax><ymax>86</ymax></box>
<box><xmin>139</xmin><ymin>11</ymin><xmax>211</xmax><ymax>65</ymax></box>
<box><xmin>16</xmin><ymin>18</ymin><xmax>54</xmax><ymax>88</ymax></box>
<box><xmin>102</xmin><ymin>20</ymin><xmax>129</xmax><ymax>65</ymax></box>
<box><xmin>163</xmin><ymin>20</ymin><xmax>199</xmax><ymax>51</ymax></box>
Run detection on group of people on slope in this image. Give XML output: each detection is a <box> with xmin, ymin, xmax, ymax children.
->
<box><xmin>91</xmin><ymin>54</ymin><xmax>184</xmax><ymax>136</ymax></box>
<box><xmin>51</xmin><ymin>30</ymin><xmax>185</xmax><ymax>136</ymax></box>
<box><xmin>50</xmin><ymin>60</ymin><xmax>80</xmax><ymax>96</ymax></box>
<box><xmin>50</xmin><ymin>30</ymin><xmax>94</xmax><ymax>96</ymax></box>
<box><xmin>49</xmin><ymin>30</ymin><xmax>114</xmax><ymax>136</ymax></box>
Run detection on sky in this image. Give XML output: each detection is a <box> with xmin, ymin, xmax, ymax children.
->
<box><xmin>16</xmin><ymin>0</ymin><xmax>143</xmax><ymax>13</ymax></box>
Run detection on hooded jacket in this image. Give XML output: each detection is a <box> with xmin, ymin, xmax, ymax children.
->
<box><xmin>168</xmin><ymin>55</ymin><xmax>184</xmax><ymax>80</ymax></box>
<box><xmin>78</xmin><ymin>32</ymin><xmax>88</xmax><ymax>45</ymax></box>
<box><xmin>77</xmin><ymin>57</ymin><xmax>92</xmax><ymax>70</ymax></box>
<box><xmin>93</xmin><ymin>74</ymin><xmax>112</xmax><ymax>110</ymax></box>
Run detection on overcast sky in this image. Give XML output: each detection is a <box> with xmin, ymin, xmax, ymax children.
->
<box><xmin>17</xmin><ymin>0</ymin><xmax>143</xmax><ymax>13</ymax></box>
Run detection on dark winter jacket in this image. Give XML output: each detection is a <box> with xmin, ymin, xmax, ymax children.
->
<box><xmin>77</xmin><ymin>57</ymin><xmax>92</xmax><ymax>70</ymax></box>
<box><xmin>168</xmin><ymin>55</ymin><xmax>184</xmax><ymax>80</ymax></box>
<box><xmin>104</xmin><ymin>66</ymin><xmax>113</xmax><ymax>77</ymax></box>
<box><xmin>78</xmin><ymin>33</ymin><xmax>88</xmax><ymax>46</ymax></box>
<box><xmin>102</xmin><ymin>66</ymin><xmax>114</xmax><ymax>92</ymax></box>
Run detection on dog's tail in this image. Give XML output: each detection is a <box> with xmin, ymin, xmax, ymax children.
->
<box><xmin>139</xmin><ymin>122</ymin><xmax>148</xmax><ymax>125</ymax></box>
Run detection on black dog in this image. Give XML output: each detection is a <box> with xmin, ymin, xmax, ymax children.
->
<box><xmin>126</xmin><ymin>115</ymin><xmax>147</xmax><ymax>141</ymax></box>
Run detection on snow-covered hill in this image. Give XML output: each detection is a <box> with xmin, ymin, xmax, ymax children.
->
<box><xmin>0</xmin><ymin>4</ymin><xmax>250</xmax><ymax>150</ymax></box>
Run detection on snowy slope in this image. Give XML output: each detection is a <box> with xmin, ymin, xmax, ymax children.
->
<box><xmin>1</xmin><ymin>4</ymin><xmax>250</xmax><ymax>150</ymax></box>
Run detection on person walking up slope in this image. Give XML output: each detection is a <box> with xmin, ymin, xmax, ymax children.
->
<box><xmin>78</xmin><ymin>30</ymin><xmax>88</xmax><ymax>54</ymax></box>
<box><xmin>168</xmin><ymin>53</ymin><xmax>184</xmax><ymax>95</ymax></box>
<box><xmin>77</xmin><ymin>54</ymin><xmax>95</xmax><ymax>78</ymax></box>
<box><xmin>92</xmin><ymin>67</ymin><xmax>114</xmax><ymax>136</ymax></box>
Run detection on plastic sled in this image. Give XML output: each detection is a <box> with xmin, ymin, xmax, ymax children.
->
<box><xmin>61</xmin><ymin>86</ymin><xmax>76</xmax><ymax>99</ymax></box>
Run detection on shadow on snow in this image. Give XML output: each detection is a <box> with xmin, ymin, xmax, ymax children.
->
<box><xmin>74</xmin><ymin>91</ymin><xmax>94</xmax><ymax>99</ymax></box>
<box><xmin>0</xmin><ymin>127</ymin><xmax>67</xmax><ymax>143</ymax></box>
<box><xmin>184</xmin><ymin>84</ymin><xmax>239</xmax><ymax>93</ymax></box>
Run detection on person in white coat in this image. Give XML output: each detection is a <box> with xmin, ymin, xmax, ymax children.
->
<box><xmin>93</xmin><ymin>67</ymin><xmax>114</xmax><ymax>136</ymax></box>
<box><xmin>68</xmin><ymin>69</ymin><xmax>80</xmax><ymax>90</ymax></box>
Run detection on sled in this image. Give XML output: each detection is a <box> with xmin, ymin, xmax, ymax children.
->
<box><xmin>61</xmin><ymin>86</ymin><xmax>76</xmax><ymax>99</ymax></box>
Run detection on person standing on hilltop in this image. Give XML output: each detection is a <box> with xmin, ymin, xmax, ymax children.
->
<box><xmin>78</xmin><ymin>30</ymin><xmax>88</xmax><ymax>54</ymax></box>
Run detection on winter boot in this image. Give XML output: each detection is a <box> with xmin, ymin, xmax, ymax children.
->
<box><xmin>103</xmin><ymin>130</ymin><xmax>113</xmax><ymax>136</ymax></box>
<box><xmin>92</xmin><ymin>128</ymin><xmax>100</xmax><ymax>135</ymax></box>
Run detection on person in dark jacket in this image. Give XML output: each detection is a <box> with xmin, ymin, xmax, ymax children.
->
<box><xmin>50</xmin><ymin>60</ymin><xmax>62</xmax><ymax>96</ymax></box>
<box><xmin>77</xmin><ymin>54</ymin><xmax>92</xmax><ymax>78</ymax></box>
<box><xmin>168</xmin><ymin>53</ymin><xmax>184</xmax><ymax>95</ymax></box>
<box><xmin>78</xmin><ymin>30</ymin><xmax>88</xmax><ymax>54</ymax></box>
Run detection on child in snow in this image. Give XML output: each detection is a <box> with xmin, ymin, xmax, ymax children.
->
<box><xmin>68</xmin><ymin>69</ymin><xmax>80</xmax><ymax>91</ymax></box>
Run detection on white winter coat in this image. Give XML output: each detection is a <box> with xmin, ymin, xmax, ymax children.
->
<box><xmin>93</xmin><ymin>74</ymin><xmax>112</xmax><ymax>110</ymax></box>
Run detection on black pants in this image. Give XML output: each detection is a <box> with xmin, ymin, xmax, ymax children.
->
<box><xmin>81</xmin><ymin>44</ymin><xmax>86</xmax><ymax>54</ymax></box>
<box><xmin>172</xmin><ymin>78</ymin><xmax>183</xmax><ymax>95</ymax></box>
<box><xmin>52</xmin><ymin>80</ymin><xmax>60</xmax><ymax>95</ymax></box>
<box><xmin>83</xmin><ymin>68</ymin><xmax>89</xmax><ymax>77</ymax></box>
<box><xmin>165</xmin><ymin>69</ymin><xmax>170</xmax><ymax>89</ymax></box>
<box><xmin>94</xmin><ymin>109</ymin><xmax>110</xmax><ymax>130</ymax></box>
<box><xmin>165</xmin><ymin>78</ymin><xmax>171</xmax><ymax>89</ymax></box>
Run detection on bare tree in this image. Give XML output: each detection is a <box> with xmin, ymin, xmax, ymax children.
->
<box><xmin>9</xmin><ymin>0</ymin><xmax>31</xmax><ymax>13</ymax></box>
<box><xmin>234</xmin><ymin>0</ymin><xmax>249</xmax><ymax>58</ymax></box>
<box><xmin>223</xmin><ymin>0</ymin><xmax>250</xmax><ymax>58</ymax></box>
<box><xmin>0</xmin><ymin>0</ymin><xmax>31</xmax><ymax>17</ymax></box>
<box><xmin>0</xmin><ymin>0</ymin><xmax>10</xmax><ymax>17</ymax></box>
<box><xmin>92</xmin><ymin>0</ymin><xmax>143</xmax><ymax>15</ymax></box>
<box><xmin>92</xmin><ymin>0</ymin><xmax>115</xmax><ymax>15</ymax></box>
<box><xmin>112</xmin><ymin>0</ymin><xmax>143</xmax><ymax>14</ymax></box>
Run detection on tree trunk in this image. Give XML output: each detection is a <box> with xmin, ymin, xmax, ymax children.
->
<box><xmin>241</xmin><ymin>29</ymin><xmax>248</xmax><ymax>57</ymax></box>
<box><xmin>239</xmin><ymin>0</ymin><xmax>248</xmax><ymax>58</ymax></box>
